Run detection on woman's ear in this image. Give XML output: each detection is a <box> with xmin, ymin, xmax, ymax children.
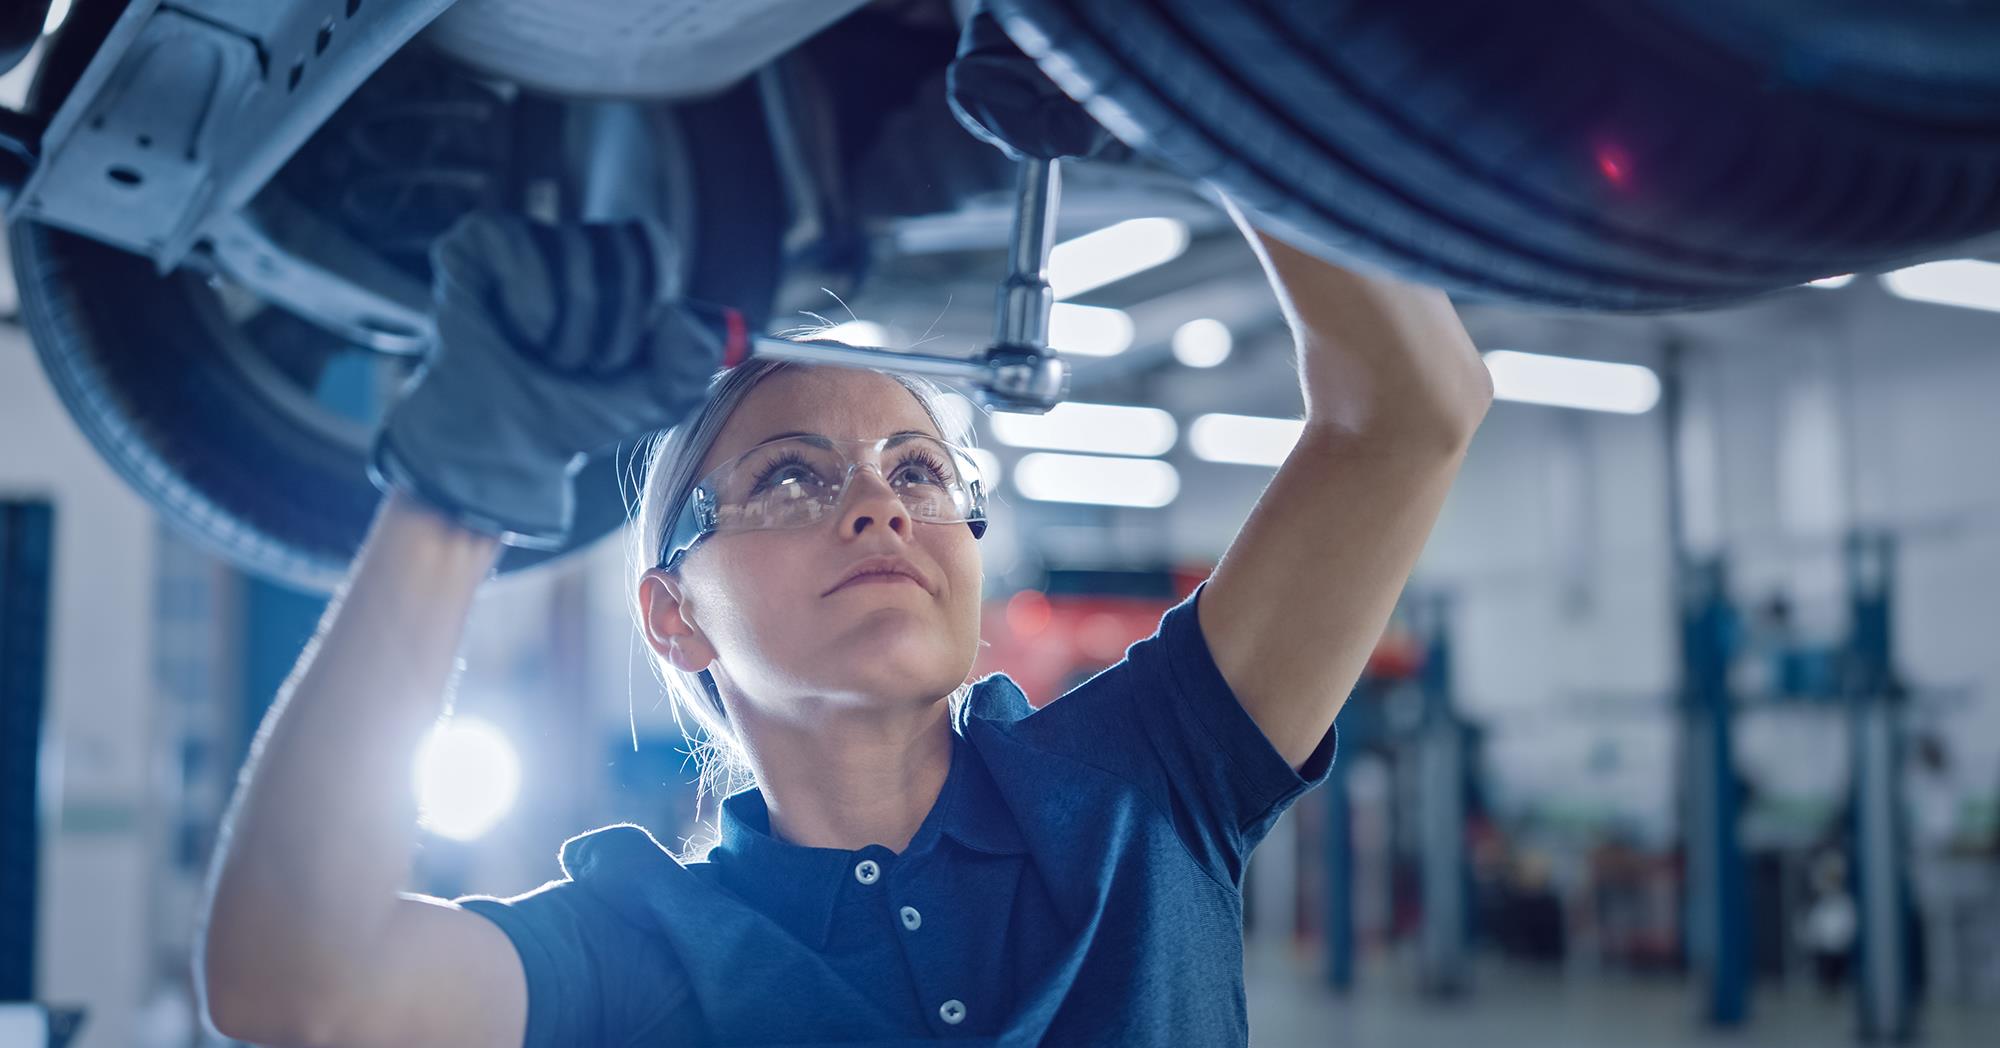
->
<box><xmin>638</xmin><ymin>569</ymin><xmax>717</xmax><ymax>673</ymax></box>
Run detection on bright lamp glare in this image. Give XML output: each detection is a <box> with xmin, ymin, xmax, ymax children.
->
<box><xmin>44</xmin><ymin>0</ymin><xmax>73</xmax><ymax>34</ymax></box>
<box><xmin>1806</xmin><ymin>274</ymin><xmax>1854</xmax><ymax>289</ymax></box>
<box><xmin>1014</xmin><ymin>453</ymin><xmax>1179</xmax><ymax>507</ymax></box>
<box><xmin>1048</xmin><ymin>303</ymin><xmax>1134</xmax><ymax>356</ymax></box>
<box><xmin>1049</xmin><ymin>218</ymin><xmax>1190</xmax><ymax>300</ymax></box>
<box><xmin>1883</xmin><ymin>258</ymin><xmax>2000</xmax><ymax>313</ymax></box>
<box><xmin>1172</xmin><ymin>318</ymin><xmax>1233</xmax><ymax>368</ymax></box>
<box><xmin>815</xmin><ymin>320</ymin><xmax>889</xmax><ymax>347</ymax></box>
<box><xmin>1482</xmin><ymin>350</ymin><xmax>1661</xmax><ymax>415</ymax></box>
<box><xmin>1190</xmin><ymin>413</ymin><xmax>1304</xmax><ymax>466</ymax></box>
<box><xmin>989</xmin><ymin>401</ymin><xmax>1176</xmax><ymax>456</ymax></box>
<box><xmin>414</xmin><ymin>716</ymin><xmax>520</xmax><ymax>842</ymax></box>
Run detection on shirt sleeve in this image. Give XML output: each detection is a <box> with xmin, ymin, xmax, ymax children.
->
<box><xmin>455</xmin><ymin>876</ymin><xmax>697</xmax><ymax>1048</ymax></box>
<box><xmin>1019</xmin><ymin>578</ymin><xmax>1338</xmax><ymax>887</ymax></box>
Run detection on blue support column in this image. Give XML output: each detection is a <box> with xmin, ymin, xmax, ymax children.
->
<box><xmin>1413</xmin><ymin>593</ymin><xmax>1470</xmax><ymax>997</ymax></box>
<box><xmin>235</xmin><ymin>576</ymin><xmax>330</xmax><ymax>766</ymax></box>
<box><xmin>1324</xmin><ymin>758</ymin><xmax>1355</xmax><ymax>992</ymax></box>
<box><xmin>1845</xmin><ymin>532</ymin><xmax>1915</xmax><ymax>1043</ymax></box>
<box><xmin>1681</xmin><ymin>557</ymin><xmax>1749</xmax><ymax>1027</ymax></box>
<box><xmin>1325</xmin><ymin>690</ymin><xmax>1389</xmax><ymax>993</ymax></box>
<box><xmin>0</xmin><ymin>502</ymin><xmax>54</xmax><ymax>1000</ymax></box>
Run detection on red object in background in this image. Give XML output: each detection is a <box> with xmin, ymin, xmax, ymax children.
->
<box><xmin>971</xmin><ymin>569</ymin><xmax>1206</xmax><ymax>706</ymax></box>
<box><xmin>1364</xmin><ymin>623</ymin><xmax>1423</xmax><ymax>680</ymax></box>
<box><xmin>971</xmin><ymin>568</ymin><xmax>1434</xmax><ymax>704</ymax></box>
<box><xmin>1595</xmin><ymin>141</ymin><xmax>1633</xmax><ymax>189</ymax></box>
<box><xmin>1004</xmin><ymin>589</ymin><xmax>1052</xmax><ymax>638</ymax></box>
<box><xmin>974</xmin><ymin>592</ymin><xmax>1177</xmax><ymax>706</ymax></box>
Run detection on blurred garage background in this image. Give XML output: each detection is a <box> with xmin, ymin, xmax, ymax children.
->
<box><xmin>6</xmin><ymin>2</ymin><xmax>2000</xmax><ymax>1047</ymax></box>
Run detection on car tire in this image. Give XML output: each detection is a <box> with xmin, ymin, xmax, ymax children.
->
<box><xmin>992</xmin><ymin>0</ymin><xmax>2000</xmax><ymax>310</ymax></box>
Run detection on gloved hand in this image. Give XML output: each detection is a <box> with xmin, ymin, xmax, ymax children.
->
<box><xmin>369</xmin><ymin>210</ymin><xmax>748</xmax><ymax>549</ymax></box>
<box><xmin>947</xmin><ymin>2</ymin><xmax>1129</xmax><ymax>163</ymax></box>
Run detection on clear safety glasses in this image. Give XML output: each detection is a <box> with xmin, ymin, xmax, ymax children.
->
<box><xmin>657</xmin><ymin>433</ymin><xmax>988</xmax><ymax>572</ymax></box>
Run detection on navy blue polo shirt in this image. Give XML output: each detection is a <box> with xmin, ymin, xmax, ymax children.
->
<box><xmin>457</xmin><ymin>579</ymin><xmax>1338</xmax><ymax>1046</ymax></box>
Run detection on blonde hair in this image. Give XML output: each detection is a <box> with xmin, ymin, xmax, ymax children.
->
<box><xmin>623</xmin><ymin>356</ymin><xmax>982</xmax><ymax>857</ymax></box>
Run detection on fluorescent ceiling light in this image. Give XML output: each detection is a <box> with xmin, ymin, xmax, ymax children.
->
<box><xmin>1048</xmin><ymin>303</ymin><xmax>1134</xmax><ymax>357</ymax></box>
<box><xmin>1190</xmin><ymin>413</ymin><xmax>1304</xmax><ymax>466</ymax></box>
<box><xmin>989</xmin><ymin>401</ymin><xmax>1176</xmax><ymax>456</ymax></box>
<box><xmin>1049</xmin><ymin>218</ymin><xmax>1190</xmax><ymax>300</ymax></box>
<box><xmin>1172</xmin><ymin>318</ymin><xmax>1233</xmax><ymax>368</ymax></box>
<box><xmin>1483</xmin><ymin>350</ymin><xmax>1661</xmax><ymax>414</ymax></box>
<box><xmin>1883</xmin><ymin>258</ymin><xmax>2000</xmax><ymax>313</ymax></box>
<box><xmin>1806</xmin><ymin>274</ymin><xmax>1854</xmax><ymax>289</ymax></box>
<box><xmin>814</xmin><ymin>319</ymin><xmax>889</xmax><ymax>347</ymax></box>
<box><xmin>414</xmin><ymin>716</ymin><xmax>520</xmax><ymax>842</ymax></box>
<box><xmin>1014</xmin><ymin>453</ymin><xmax>1180</xmax><ymax>507</ymax></box>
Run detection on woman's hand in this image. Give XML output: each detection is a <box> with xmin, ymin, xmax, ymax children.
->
<box><xmin>370</xmin><ymin>211</ymin><xmax>745</xmax><ymax>549</ymax></box>
<box><xmin>1220</xmin><ymin>196</ymin><xmax>1493</xmax><ymax>446</ymax></box>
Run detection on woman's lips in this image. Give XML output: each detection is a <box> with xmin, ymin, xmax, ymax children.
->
<box><xmin>830</xmin><ymin>571</ymin><xmax>924</xmax><ymax>593</ymax></box>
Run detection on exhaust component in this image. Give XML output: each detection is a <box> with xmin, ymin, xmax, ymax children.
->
<box><xmin>425</xmin><ymin>0</ymin><xmax>872</xmax><ymax>99</ymax></box>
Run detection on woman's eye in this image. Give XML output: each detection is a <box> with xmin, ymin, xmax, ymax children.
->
<box><xmin>892</xmin><ymin>455</ymin><xmax>952</xmax><ymax>486</ymax></box>
<box><xmin>754</xmin><ymin>462</ymin><xmax>821</xmax><ymax>491</ymax></box>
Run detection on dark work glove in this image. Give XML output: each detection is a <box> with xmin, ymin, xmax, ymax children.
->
<box><xmin>947</xmin><ymin>3</ymin><xmax>1129</xmax><ymax>163</ymax></box>
<box><xmin>369</xmin><ymin>210</ymin><xmax>748</xmax><ymax>549</ymax></box>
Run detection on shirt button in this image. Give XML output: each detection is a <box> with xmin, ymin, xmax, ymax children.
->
<box><xmin>853</xmin><ymin>859</ymin><xmax>881</xmax><ymax>885</ymax></box>
<box><xmin>939</xmin><ymin>999</ymin><xmax>966</xmax><ymax>1025</ymax></box>
<box><xmin>900</xmin><ymin>905</ymin><xmax>922</xmax><ymax>931</ymax></box>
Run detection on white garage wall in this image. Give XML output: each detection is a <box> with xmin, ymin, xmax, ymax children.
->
<box><xmin>0</xmin><ymin>322</ymin><xmax>157</xmax><ymax>1048</ymax></box>
<box><xmin>1412</xmin><ymin>286</ymin><xmax>2000</xmax><ymax>840</ymax></box>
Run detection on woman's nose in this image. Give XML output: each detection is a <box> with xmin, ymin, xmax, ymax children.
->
<box><xmin>835</xmin><ymin>465</ymin><xmax>910</xmax><ymax>537</ymax></box>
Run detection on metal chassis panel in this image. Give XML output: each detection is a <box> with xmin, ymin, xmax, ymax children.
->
<box><xmin>8</xmin><ymin>0</ymin><xmax>456</xmax><ymax>267</ymax></box>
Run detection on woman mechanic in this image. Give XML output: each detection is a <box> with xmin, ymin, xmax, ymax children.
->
<box><xmin>192</xmin><ymin>70</ymin><xmax>1493</xmax><ymax>1048</ymax></box>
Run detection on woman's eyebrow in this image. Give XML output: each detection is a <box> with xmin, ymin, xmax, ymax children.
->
<box><xmin>752</xmin><ymin>429</ymin><xmax>935</xmax><ymax>447</ymax></box>
<box><xmin>755</xmin><ymin>430</ymin><xmax>821</xmax><ymax>446</ymax></box>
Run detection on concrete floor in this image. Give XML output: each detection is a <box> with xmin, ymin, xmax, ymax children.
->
<box><xmin>1243</xmin><ymin>943</ymin><xmax>1999</xmax><ymax>1047</ymax></box>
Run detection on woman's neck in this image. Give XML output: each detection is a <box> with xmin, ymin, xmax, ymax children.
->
<box><xmin>740</xmin><ymin>699</ymin><xmax>954</xmax><ymax>854</ymax></box>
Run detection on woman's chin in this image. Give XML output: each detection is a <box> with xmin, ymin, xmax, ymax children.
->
<box><xmin>794</xmin><ymin>606</ymin><xmax>971</xmax><ymax>699</ymax></box>
<box><xmin>833</xmin><ymin>598</ymin><xmax>939</xmax><ymax>631</ymax></box>
<box><xmin>833</xmin><ymin>647</ymin><xmax>960</xmax><ymax>699</ymax></box>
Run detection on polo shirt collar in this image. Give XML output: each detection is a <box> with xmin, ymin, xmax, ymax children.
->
<box><xmin>707</xmin><ymin>722</ymin><xmax>1027</xmax><ymax>949</ymax></box>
